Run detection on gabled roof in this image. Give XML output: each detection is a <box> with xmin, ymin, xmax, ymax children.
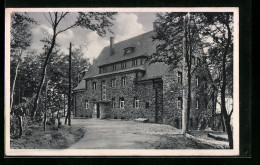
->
<box><xmin>74</xmin><ymin>31</ymin><xmax>168</xmax><ymax>91</ymax></box>
<box><xmin>97</xmin><ymin>31</ymin><xmax>160</xmax><ymax>67</ymax></box>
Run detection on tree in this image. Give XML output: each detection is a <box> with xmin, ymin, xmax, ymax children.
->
<box><xmin>151</xmin><ymin>12</ymin><xmax>203</xmax><ymax>132</ymax></box>
<box><xmin>10</xmin><ymin>12</ymin><xmax>36</xmax><ymax>112</ymax></box>
<box><xmin>199</xmin><ymin>13</ymin><xmax>234</xmax><ymax>148</ymax></box>
<box><xmin>31</xmin><ymin>12</ymin><xmax>117</xmax><ymax>119</ymax></box>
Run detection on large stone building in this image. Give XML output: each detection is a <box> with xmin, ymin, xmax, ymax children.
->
<box><xmin>73</xmin><ymin>31</ymin><xmax>213</xmax><ymax>129</ymax></box>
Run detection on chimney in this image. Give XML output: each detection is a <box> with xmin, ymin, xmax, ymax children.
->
<box><xmin>110</xmin><ymin>37</ymin><xmax>114</xmax><ymax>55</ymax></box>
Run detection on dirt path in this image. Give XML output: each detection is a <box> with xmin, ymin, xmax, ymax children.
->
<box><xmin>69</xmin><ymin>119</ymin><xmax>182</xmax><ymax>149</ymax></box>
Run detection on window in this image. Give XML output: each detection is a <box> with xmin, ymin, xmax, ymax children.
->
<box><xmin>101</xmin><ymin>81</ymin><xmax>106</xmax><ymax>100</ymax></box>
<box><xmin>177</xmin><ymin>72</ymin><xmax>182</xmax><ymax>84</ymax></box>
<box><xmin>85</xmin><ymin>80</ymin><xmax>88</xmax><ymax>89</ymax></box>
<box><xmin>140</xmin><ymin>58</ymin><xmax>144</xmax><ymax>65</ymax></box>
<box><xmin>132</xmin><ymin>59</ymin><xmax>138</xmax><ymax>66</ymax></box>
<box><xmin>124</xmin><ymin>47</ymin><xmax>134</xmax><ymax>55</ymax></box>
<box><xmin>112</xmin><ymin>98</ymin><xmax>116</xmax><ymax>108</ymax></box>
<box><xmin>196</xmin><ymin>76</ymin><xmax>199</xmax><ymax>87</ymax></box>
<box><xmin>86</xmin><ymin>100</ymin><xmax>89</xmax><ymax>109</ymax></box>
<box><xmin>119</xmin><ymin>97</ymin><xmax>125</xmax><ymax>109</ymax></box>
<box><xmin>111</xmin><ymin>78</ymin><xmax>116</xmax><ymax>87</ymax></box>
<box><xmin>133</xmin><ymin>97</ymin><xmax>140</xmax><ymax>109</ymax></box>
<box><xmin>92</xmin><ymin>82</ymin><xmax>96</xmax><ymax>90</ymax></box>
<box><xmin>121</xmin><ymin>77</ymin><xmax>126</xmax><ymax>86</ymax></box>
<box><xmin>103</xmin><ymin>67</ymin><xmax>107</xmax><ymax>73</ymax></box>
<box><xmin>121</xmin><ymin>61</ymin><xmax>126</xmax><ymax>69</ymax></box>
<box><xmin>177</xmin><ymin>97</ymin><xmax>182</xmax><ymax>109</ymax></box>
<box><xmin>112</xmin><ymin>64</ymin><xmax>117</xmax><ymax>70</ymax></box>
<box><xmin>145</xmin><ymin>102</ymin><xmax>150</xmax><ymax>109</ymax></box>
<box><xmin>196</xmin><ymin>99</ymin><xmax>199</xmax><ymax>109</ymax></box>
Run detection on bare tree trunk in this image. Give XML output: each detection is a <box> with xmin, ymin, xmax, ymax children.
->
<box><xmin>18</xmin><ymin>115</ymin><xmax>23</xmax><ymax>138</ymax></box>
<box><xmin>221</xmin><ymin>112</ymin><xmax>226</xmax><ymax>132</ymax></box>
<box><xmin>10</xmin><ymin>61</ymin><xmax>20</xmax><ymax>114</ymax></box>
<box><xmin>32</xmin><ymin>27</ymin><xmax>57</xmax><ymax>119</ymax></box>
<box><xmin>18</xmin><ymin>77</ymin><xmax>21</xmax><ymax>104</ymax></box>
<box><xmin>181</xmin><ymin>15</ymin><xmax>187</xmax><ymax>134</ymax></box>
<box><xmin>67</xmin><ymin>42</ymin><xmax>72</xmax><ymax>126</ymax></box>
<box><xmin>211</xmin><ymin>92</ymin><xmax>216</xmax><ymax>129</ymax></box>
<box><xmin>43</xmin><ymin>112</ymin><xmax>47</xmax><ymax>131</ymax></box>
<box><xmin>220</xmin><ymin>14</ymin><xmax>233</xmax><ymax>149</ymax></box>
<box><xmin>186</xmin><ymin>14</ymin><xmax>192</xmax><ymax>132</ymax></box>
<box><xmin>43</xmin><ymin>80</ymin><xmax>50</xmax><ymax>131</ymax></box>
<box><xmin>186</xmin><ymin>67</ymin><xmax>191</xmax><ymax>131</ymax></box>
<box><xmin>64</xmin><ymin>95</ymin><xmax>66</xmax><ymax>116</ymax></box>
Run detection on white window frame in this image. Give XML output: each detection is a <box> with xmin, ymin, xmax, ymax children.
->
<box><xmin>112</xmin><ymin>64</ymin><xmax>116</xmax><ymax>70</ymax></box>
<box><xmin>135</xmin><ymin>99</ymin><xmax>140</xmax><ymax>109</ymax></box>
<box><xmin>177</xmin><ymin>72</ymin><xmax>182</xmax><ymax>84</ymax></box>
<box><xmin>102</xmin><ymin>81</ymin><xmax>106</xmax><ymax>100</ymax></box>
<box><xmin>177</xmin><ymin>98</ymin><xmax>182</xmax><ymax>109</ymax></box>
<box><xmin>112</xmin><ymin>98</ymin><xmax>116</xmax><ymax>108</ymax></box>
<box><xmin>120</xmin><ymin>100</ymin><xmax>124</xmax><ymax>109</ymax></box>
<box><xmin>111</xmin><ymin>79</ymin><xmax>116</xmax><ymax>87</ymax></box>
<box><xmin>86</xmin><ymin>100</ymin><xmax>89</xmax><ymax>109</ymax></box>
<box><xmin>113</xmin><ymin>100</ymin><xmax>116</xmax><ymax>108</ymax></box>
<box><xmin>121</xmin><ymin>61</ymin><xmax>126</xmax><ymax>69</ymax></box>
<box><xmin>196</xmin><ymin>100</ymin><xmax>199</xmax><ymax>109</ymax></box>
<box><xmin>92</xmin><ymin>82</ymin><xmax>96</xmax><ymax>90</ymax></box>
<box><xmin>132</xmin><ymin>59</ymin><xmax>138</xmax><ymax>66</ymax></box>
<box><xmin>122</xmin><ymin>77</ymin><xmax>126</xmax><ymax>86</ymax></box>
<box><xmin>196</xmin><ymin>76</ymin><xmax>199</xmax><ymax>87</ymax></box>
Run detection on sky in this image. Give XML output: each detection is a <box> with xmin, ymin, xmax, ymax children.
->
<box><xmin>27</xmin><ymin>12</ymin><xmax>157</xmax><ymax>63</ymax></box>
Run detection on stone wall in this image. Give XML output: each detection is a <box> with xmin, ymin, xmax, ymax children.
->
<box><xmin>161</xmin><ymin>64</ymin><xmax>213</xmax><ymax>129</ymax></box>
<box><xmin>162</xmin><ymin>68</ymin><xmax>183</xmax><ymax>128</ymax></box>
<box><xmin>74</xmin><ymin>91</ymin><xmax>91</xmax><ymax>117</ymax></box>
<box><xmin>74</xmin><ymin>61</ymin><xmax>214</xmax><ymax>130</ymax></box>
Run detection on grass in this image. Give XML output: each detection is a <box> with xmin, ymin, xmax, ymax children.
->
<box><xmin>10</xmin><ymin>124</ymin><xmax>85</xmax><ymax>149</ymax></box>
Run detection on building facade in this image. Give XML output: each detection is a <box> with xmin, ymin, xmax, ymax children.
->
<box><xmin>73</xmin><ymin>31</ymin><xmax>214</xmax><ymax>129</ymax></box>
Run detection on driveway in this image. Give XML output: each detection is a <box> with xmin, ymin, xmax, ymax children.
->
<box><xmin>68</xmin><ymin>118</ymin><xmax>182</xmax><ymax>149</ymax></box>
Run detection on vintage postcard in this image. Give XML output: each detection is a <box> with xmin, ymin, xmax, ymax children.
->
<box><xmin>5</xmin><ymin>7</ymin><xmax>239</xmax><ymax>156</ymax></box>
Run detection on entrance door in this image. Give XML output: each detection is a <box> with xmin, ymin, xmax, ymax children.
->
<box><xmin>97</xmin><ymin>103</ymin><xmax>100</xmax><ymax>118</ymax></box>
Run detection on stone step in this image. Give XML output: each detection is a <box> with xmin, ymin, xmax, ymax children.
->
<box><xmin>134</xmin><ymin>118</ymin><xmax>149</xmax><ymax>123</ymax></box>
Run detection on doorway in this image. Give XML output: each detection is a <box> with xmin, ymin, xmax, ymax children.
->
<box><xmin>96</xmin><ymin>103</ymin><xmax>100</xmax><ymax>118</ymax></box>
<box><xmin>93</xmin><ymin>103</ymin><xmax>100</xmax><ymax>119</ymax></box>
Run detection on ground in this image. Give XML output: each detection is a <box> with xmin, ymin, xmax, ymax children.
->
<box><xmin>69</xmin><ymin>118</ymin><xmax>228</xmax><ymax>149</ymax></box>
<box><xmin>10</xmin><ymin>119</ymin><xmax>85</xmax><ymax>149</ymax></box>
<box><xmin>10</xmin><ymin>118</ymin><xmax>229</xmax><ymax>149</ymax></box>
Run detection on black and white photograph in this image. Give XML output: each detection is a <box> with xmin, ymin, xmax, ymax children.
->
<box><xmin>5</xmin><ymin>8</ymin><xmax>239</xmax><ymax>156</ymax></box>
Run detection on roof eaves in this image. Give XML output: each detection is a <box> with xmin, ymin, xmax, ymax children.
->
<box><xmin>85</xmin><ymin>66</ymin><xmax>146</xmax><ymax>80</ymax></box>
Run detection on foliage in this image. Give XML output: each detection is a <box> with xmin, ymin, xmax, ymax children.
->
<box><xmin>151</xmin><ymin>12</ymin><xmax>206</xmax><ymax>131</ymax></box>
<box><xmin>32</xmin><ymin>12</ymin><xmax>117</xmax><ymax>119</ymax></box>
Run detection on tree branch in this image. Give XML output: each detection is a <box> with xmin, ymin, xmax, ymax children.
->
<box><xmin>57</xmin><ymin>12</ymin><xmax>69</xmax><ymax>25</ymax></box>
<box><xmin>44</xmin><ymin>13</ymin><xmax>53</xmax><ymax>27</ymax></box>
<box><xmin>48</xmin><ymin>12</ymin><xmax>54</xmax><ymax>26</ymax></box>
<box><xmin>56</xmin><ymin>23</ymin><xmax>78</xmax><ymax>36</ymax></box>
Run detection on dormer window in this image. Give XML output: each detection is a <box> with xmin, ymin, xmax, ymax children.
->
<box><xmin>124</xmin><ymin>47</ymin><xmax>135</xmax><ymax>55</ymax></box>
